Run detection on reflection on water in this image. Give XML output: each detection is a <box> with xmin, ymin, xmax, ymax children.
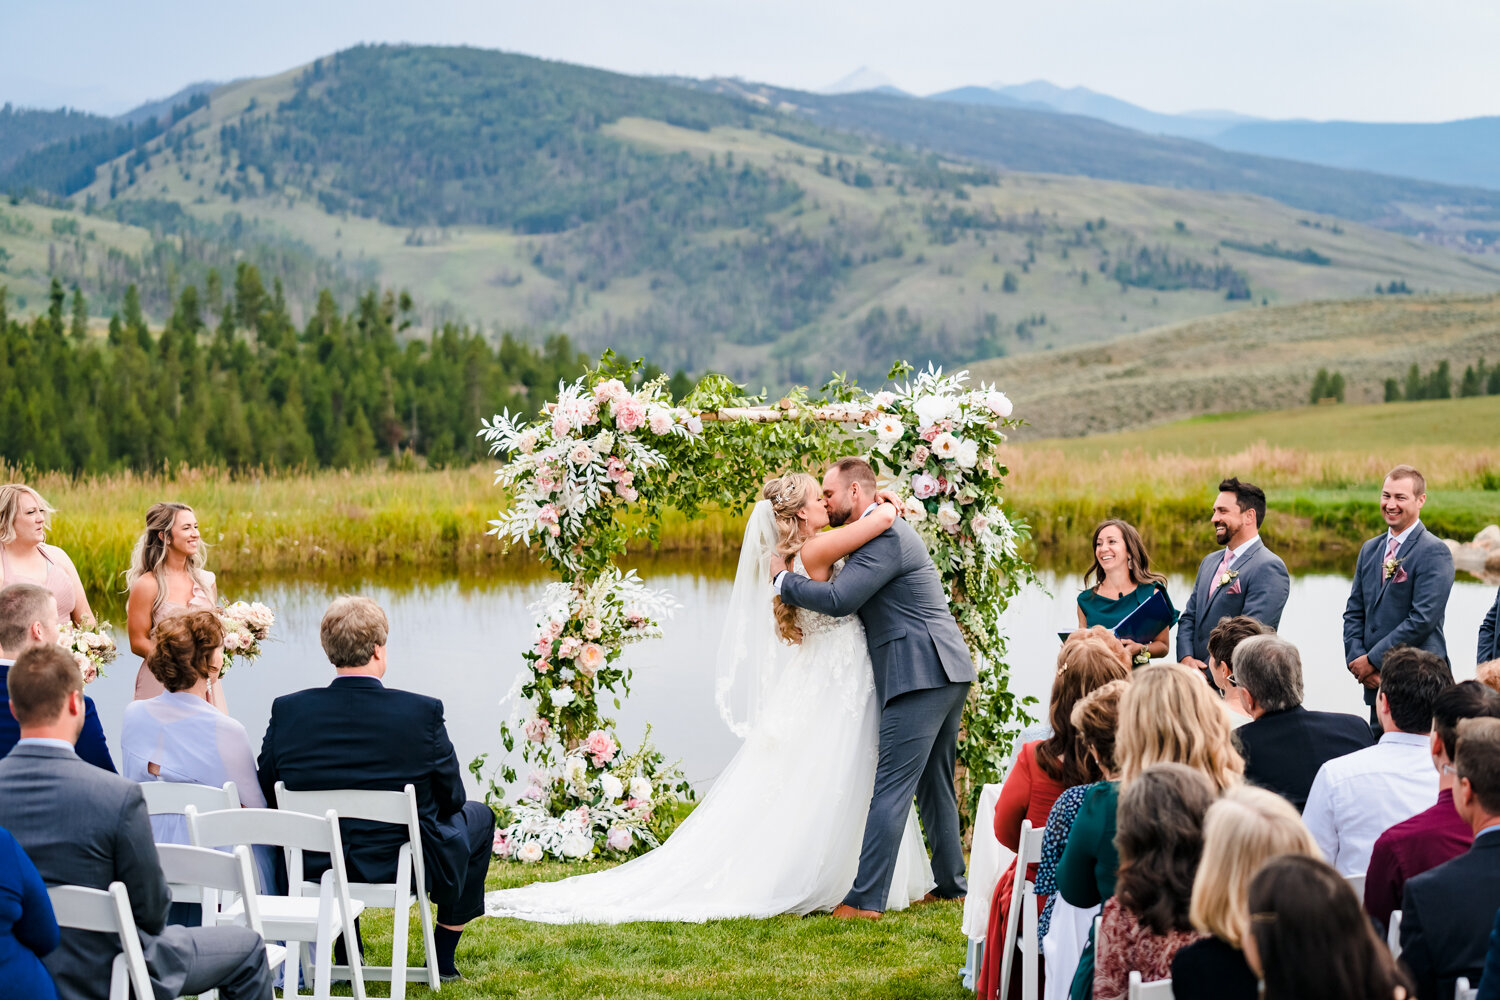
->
<box><xmin>85</xmin><ymin>561</ymin><xmax>1499</xmax><ymax>799</ymax></box>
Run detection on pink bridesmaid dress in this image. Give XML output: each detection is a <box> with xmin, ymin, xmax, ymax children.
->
<box><xmin>133</xmin><ymin>570</ymin><xmax>218</xmax><ymax>700</ymax></box>
<box><xmin>0</xmin><ymin>544</ymin><xmax>76</xmax><ymax>622</ymax></box>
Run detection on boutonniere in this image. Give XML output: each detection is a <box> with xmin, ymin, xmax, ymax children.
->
<box><xmin>1383</xmin><ymin>557</ymin><xmax>1407</xmax><ymax>583</ymax></box>
<box><xmin>1216</xmin><ymin>568</ymin><xmax>1239</xmax><ymax>589</ymax></box>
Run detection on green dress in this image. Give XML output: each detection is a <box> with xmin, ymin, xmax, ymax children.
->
<box><xmin>1076</xmin><ymin>581</ymin><xmax>1178</xmax><ymax>633</ymax></box>
<box><xmin>1057</xmin><ymin>780</ymin><xmax>1122</xmax><ymax>1000</ymax></box>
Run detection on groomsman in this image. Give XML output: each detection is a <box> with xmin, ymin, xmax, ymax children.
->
<box><xmin>1480</xmin><ymin>583</ymin><xmax>1500</xmax><ymax>666</ymax></box>
<box><xmin>1177</xmin><ymin>477</ymin><xmax>1291</xmax><ymax>673</ymax></box>
<box><xmin>1343</xmin><ymin>465</ymin><xmax>1453</xmax><ymax>723</ymax></box>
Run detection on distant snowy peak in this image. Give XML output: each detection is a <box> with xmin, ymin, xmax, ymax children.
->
<box><xmin>820</xmin><ymin>67</ymin><xmax>905</xmax><ymax>96</ymax></box>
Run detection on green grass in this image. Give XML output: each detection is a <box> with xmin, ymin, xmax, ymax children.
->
<box><xmin>331</xmin><ymin>860</ymin><xmax>968</xmax><ymax>999</ymax></box>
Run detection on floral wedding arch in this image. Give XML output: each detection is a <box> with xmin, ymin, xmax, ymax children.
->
<box><xmin>475</xmin><ymin>358</ymin><xmax>1033</xmax><ymax>862</ymax></box>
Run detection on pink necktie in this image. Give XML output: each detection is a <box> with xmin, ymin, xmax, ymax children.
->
<box><xmin>1211</xmin><ymin>549</ymin><xmax>1235</xmax><ymax>593</ymax></box>
<box><xmin>1386</xmin><ymin>535</ymin><xmax>1401</xmax><ymax>561</ymax></box>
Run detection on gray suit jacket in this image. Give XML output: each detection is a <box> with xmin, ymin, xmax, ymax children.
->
<box><xmin>779</xmin><ymin>517</ymin><xmax>976</xmax><ymax>705</ymax></box>
<box><xmin>1175</xmin><ymin>538</ymin><xmax>1291</xmax><ymax>663</ymax></box>
<box><xmin>1343</xmin><ymin>521</ymin><xmax>1453</xmax><ymax>669</ymax></box>
<box><xmin>0</xmin><ymin>742</ymin><xmax>187</xmax><ymax>1000</ymax></box>
<box><xmin>1479</xmin><ymin>585</ymin><xmax>1500</xmax><ymax>666</ymax></box>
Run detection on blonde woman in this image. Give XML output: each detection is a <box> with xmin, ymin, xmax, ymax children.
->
<box><xmin>1055</xmin><ymin>662</ymin><xmax>1244</xmax><ymax>1000</ymax></box>
<box><xmin>0</xmin><ymin>484</ymin><xmax>94</xmax><ymax>626</ymax></box>
<box><xmin>125</xmin><ymin>502</ymin><xmax>221</xmax><ymax>707</ymax></box>
<box><xmin>1170</xmin><ymin>786</ymin><xmax>1322</xmax><ymax>1000</ymax></box>
<box><xmin>486</xmin><ymin>472</ymin><xmax>934</xmax><ymax>922</ymax></box>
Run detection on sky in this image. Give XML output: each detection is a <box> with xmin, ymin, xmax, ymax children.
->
<box><xmin>2</xmin><ymin>0</ymin><xmax>1497</xmax><ymax>123</ymax></box>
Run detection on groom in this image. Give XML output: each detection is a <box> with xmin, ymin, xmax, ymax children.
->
<box><xmin>774</xmin><ymin>457</ymin><xmax>975</xmax><ymax>917</ymax></box>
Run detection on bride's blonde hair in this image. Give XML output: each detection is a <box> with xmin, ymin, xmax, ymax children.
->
<box><xmin>763</xmin><ymin>473</ymin><xmax>819</xmax><ymax>644</ymax></box>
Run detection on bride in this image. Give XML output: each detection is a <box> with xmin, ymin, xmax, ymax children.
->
<box><xmin>483</xmin><ymin>472</ymin><xmax>936</xmax><ymax>922</ymax></box>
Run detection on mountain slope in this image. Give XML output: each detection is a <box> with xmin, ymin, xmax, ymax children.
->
<box><xmin>0</xmin><ymin>105</ymin><xmax>112</xmax><ymax>171</ymax></box>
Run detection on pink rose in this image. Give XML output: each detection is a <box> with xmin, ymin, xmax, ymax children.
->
<box><xmin>616</xmin><ymin>484</ymin><xmax>639</xmax><ymax>503</ymax></box>
<box><xmin>537</xmin><ymin>503</ymin><xmax>560</xmax><ymax>528</ymax></box>
<box><xmin>558</xmin><ymin>637</ymin><xmax>581</xmax><ymax>659</ymax></box>
<box><xmin>583</xmin><ymin>617</ymin><xmax>603</xmax><ymax>639</ymax></box>
<box><xmin>534</xmin><ymin>659</ymin><xmax>552</xmax><ymax>674</ymax></box>
<box><xmin>544</xmin><ymin>618</ymin><xmax>565</xmax><ymax>641</ymax></box>
<box><xmin>577</xmin><ymin>642</ymin><xmax>606</xmax><ymax>677</ymax></box>
<box><xmin>912</xmin><ymin>473</ymin><xmax>939</xmax><ymax>499</ymax></box>
<box><xmin>920</xmin><ymin>425</ymin><xmax>939</xmax><ymax>442</ymax></box>
<box><xmin>535</xmin><ymin>634</ymin><xmax>554</xmax><ymax>658</ymax></box>
<box><xmin>552</xmin><ymin>416</ymin><xmax>570</xmax><ymax>438</ymax></box>
<box><xmin>582</xmin><ymin>729</ymin><xmax>617</xmax><ymax>765</ymax></box>
<box><xmin>492</xmin><ymin>831</ymin><xmax>512</xmax><ymax>857</ymax></box>
<box><xmin>606</xmin><ymin>457</ymin><xmax>628</xmax><ymax>482</ymax></box>
<box><xmin>912</xmin><ymin>445</ymin><xmax>930</xmax><ymax>465</ymax></box>
<box><xmin>614</xmin><ymin>398</ymin><xmax>646</xmax><ymax>433</ymax></box>
<box><xmin>523</xmin><ymin>717</ymin><xmax>553</xmax><ymax>744</ymax></box>
<box><xmin>606</xmin><ymin>827</ymin><xmax>633</xmax><ymax>852</ymax></box>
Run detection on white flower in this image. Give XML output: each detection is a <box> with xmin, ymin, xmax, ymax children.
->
<box><xmin>914</xmin><ymin>394</ymin><xmax>958</xmax><ymax>428</ymax></box>
<box><xmin>874</xmin><ymin>417</ymin><xmax>905</xmax><ymax>446</ymax></box>
<box><xmin>564</xmin><ymin>756</ymin><xmax>587</xmax><ymax>785</ymax></box>
<box><xmin>628</xmin><ymin>775</ymin><xmax>653</xmax><ymax>800</ymax></box>
<box><xmin>568</xmin><ymin>442</ymin><xmax>594</xmax><ymax>465</ymax></box>
<box><xmin>986</xmin><ymin>391</ymin><xmax>1014</xmax><ymax>418</ymax></box>
<box><xmin>956</xmin><ymin>439</ymin><xmax>979</xmax><ymax>469</ymax></box>
<box><xmin>593</xmin><ymin>430</ymin><xmax>615</xmax><ymax>455</ymax></box>
<box><xmin>870</xmin><ymin>391</ymin><xmax>896</xmax><ymax>410</ymax></box>
<box><xmin>552</xmin><ymin>687</ymin><xmax>576</xmax><ymax>708</ymax></box>
<box><xmin>600</xmin><ymin>774</ymin><xmax>625</xmax><ymax>800</ymax></box>
<box><xmin>516</xmin><ymin>841</ymin><xmax>544</xmax><ymax>863</ymax></box>
<box><xmin>902</xmin><ymin>497</ymin><xmax>927</xmax><ymax>522</ymax></box>
<box><xmin>594</xmin><ymin>378</ymin><xmax>629</xmax><ymax>403</ymax></box>
<box><xmin>930</xmin><ymin>432</ymin><xmax>961</xmax><ymax>461</ymax></box>
<box><xmin>517</xmin><ymin>430</ymin><xmax>539</xmax><ymax>454</ymax></box>
<box><xmin>560</xmin><ymin>832</ymin><xmax>594</xmax><ymax>859</ymax></box>
<box><xmin>684</xmin><ymin>415</ymin><xmax>704</xmax><ymax>435</ymax></box>
<box><xmin>937</xmin><ymin>502</ymin><xmax>962</xmax><ymax>529</ymax></box>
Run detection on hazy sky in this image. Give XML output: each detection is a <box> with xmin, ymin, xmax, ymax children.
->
<box><xmin>3</xmin><ymin>0</ymin><xmax>1496</xmax><ymax>122</ymax></box>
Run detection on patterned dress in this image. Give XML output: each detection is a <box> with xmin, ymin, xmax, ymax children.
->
<box><xmin>1035</xmin><ymin>782</ymin><xmax>1094</xmax><ymax>944</ymax></box>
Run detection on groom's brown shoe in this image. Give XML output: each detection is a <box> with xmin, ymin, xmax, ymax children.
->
<box><xmin>831</xmin><ymin>904</ymin><xmax>882</xmax><ymax>920</ymax></box>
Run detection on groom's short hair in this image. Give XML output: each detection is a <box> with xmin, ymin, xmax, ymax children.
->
<box><xmin>834</xmin><ymin>457</ymin><xmax>877</xmax><ymax>492</ymax></box>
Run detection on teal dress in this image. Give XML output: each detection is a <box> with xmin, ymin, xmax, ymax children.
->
<box><xmin>1077</xmin><ymin>581</ymin><xmax>1178</xmax><ymax>633</ymax></box>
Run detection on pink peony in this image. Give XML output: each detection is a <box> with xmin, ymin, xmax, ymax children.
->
<box><xmin>577</xmin><ymin>642</ymin><xmax>606</xmax><ymax>677</ymax></box>
<box><xmin>492</xmin><ymin>831</ymin><xmax>512</xmax><ymax>857</ymax></box>
<box><xmin>606</xmin><ymin>457</ymin><xmax>628</xmax><ymax>482</ymax></box>
<box><xmin>558</xmin><ymin>637</ymin><xmax>581</xmax><ymax>659</ymax></box>
<box><xmin>537</xmin><ymin>503</ymin><xmax>560</xmax><ymax>529</ymax></box>
<box><xmin>535</xmin><ymin>634</ymin><xmax>554</xmax><ymax>658</ymax></box>
<box><xmin>912</xmin><ymin>445</ymin><xmax>930</xmax><ymax>465</ymax></box>
<box><xmin>583</xmin><ymin>617</ymin><xmax>603</xmax><ymax>639</ymax></box>
<box><xmin>582</xmin><ymin>730</ymin><xmax>618</xmax><ymax>765</ymax></box>
<box><xmin>594</xmin><ymin>379</ymin><xmax>628</xmax><ymax>403</ymax></box>
<box><xmin>647</xmin><ymin>407</ymin><xmax>674</xmax><ymax>435</ymax></box>
<box><xmin>616</xmin><ymin>484</ymin><xmax>639</xmax><ymax>503</ymax></box>
<box><xmin>522</xmin><ymin>716</ymin><xmax>553</xmax><ymax>744</ymax></box>
<box><xmin>912</xmin><ymin>472</ymin><xmax>939</xmax><ymax>499</ymax></box>
<box><xmin>534</xmin><ymin>659</ymin><xmax>552</xmax><ymax>674</ymax></box>
<box><xmin>606</xmin><ymin>827</ymin><xmax>633</xmax><ymax>852</ymax></box>
<box><xmin>552</xmin><ymin>416</ymin><xmax>570</xmax><ymax>438</ymax></box>
<box><xmin>920</xmin><ymin>425</ymin><xmax>940</xmax><ymax>443</ymax></box>
<box><xmin>614</xmin><ymin>397</ymin><xmax>647</xmax><ymax>433</ymax></box>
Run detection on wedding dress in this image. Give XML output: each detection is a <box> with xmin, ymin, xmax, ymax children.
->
<box><xmin>484</xmin><ymin>503</ymin><xmax>935</xmax><ymax>923</ymax></box>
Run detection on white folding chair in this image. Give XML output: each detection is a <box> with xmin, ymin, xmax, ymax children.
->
<box><xmin>274</xmin><ymin>782</ymin><xmax>441</xmax><ymax>997</ymax></box>
<box><xmin>1345</xmin><ymin>871</ymin><xmax>1366</xmax><ymax>898</ymax></box>
<box><xmin>156</xmin><ymin>843</ymin><xmax>287</xmax><ymax>991</ymax></box>
<box><xmin>997</xmin><ymin>819</ymin><xmax>1046</xmax><ymax>1000</ymax></box>
<box><xmin>48</xmin><ymin>882</ymin><xmax>154</xmax><ymax>1000</ymax></box>
<box><xmin>1128</xmin><ymin>971</ymin><xmax>1175</xmax><ymax>998</ymax></box>
<box><xmin>139</xmin><ymin>779</ymin><xmax>242</xmax><ymax>816</ymax></box>
<box><xmin>1456</xmin><ymin>977</ymin><xmax>1478</xmax><ymax>1000</ymax></box>
<box><xmin>187</xmin><ymin>806</ymin><xmax>367</xmax><ymax>1000</ymax></box>
<box><xmin>1388</xmin><ymin>909</ymin><xmax>1402</xmax><ymax>960</ymax></box>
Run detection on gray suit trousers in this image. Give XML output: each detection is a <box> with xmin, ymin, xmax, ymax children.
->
<box><xmin>150</xmin><ymin>923</ymin><xmax>273</xmax><ymax>1000</ymax></box>
<box><xmin>844</xmin><ymin>680</ymin><xmax>970</xmax><ymax>911</ymax></box>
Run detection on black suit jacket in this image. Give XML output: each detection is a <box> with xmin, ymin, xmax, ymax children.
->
<box><xmin>256</xmin><ymin>675</ymin><xmax>471</xmax><ymax>898</ymax></box>
<box><xmin>1171</xmin><ymin>935</ymin><xmax>1257</xmax><ymax>1000</ymax></box>
<box><xmin>1401</xmin><ymin>833</ymin><xmax>1500</xmax><ymax>1000</ymax></box>
<box><xmin>1235</xmin><ymin>704</ymin><xmax>1375</xmax><ymax>810</ymax></box>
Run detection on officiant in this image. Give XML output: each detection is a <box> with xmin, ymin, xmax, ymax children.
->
<box><xmin>1077</xmin><ymin>520</ymin><xmax>1178</xmax><ymax>665</ymax></box>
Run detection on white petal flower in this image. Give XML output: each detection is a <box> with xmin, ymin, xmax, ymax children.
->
<box><xmin>552</xmin><ymin>687</ymin><xmax>576</xmax><ymax>708</ymax></box>
<box><xmin>628</xmin><ymin>775</ymin><xmax>653</xmax><ymax>800</ymax></box>
<box><xmin>600</xmin><ymin>774</ymin><xmax>625</xmax><ymax>799</ymax></box>
<box><xmin>931</xmin><ymin>432</ymin><xmax>961</xmax><ymax>460</ymax></box>
<box><xmin>875</xmin><ymin>417</ymin><xmax>905</xmax><ymax>446</ymax></box>
<box><xmin>956</xmin><ymin>439</ymin><xmax>979</xmax><ymax>469</ymax></box>
<box><xmin>914</xmin><ymin>394</ymin><xmax>957</xmax><ymax>428</ymax></box>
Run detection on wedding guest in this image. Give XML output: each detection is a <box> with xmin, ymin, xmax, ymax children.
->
<box><xmin>1480</xmin><ymin>583</ymin><xmax>1500</xmax><ymax>667</ymax></box>
<box><xmin>257</xmin><ymin>596</ymin><xmax>494</xmax><ymax>983</ymax></box>
<box><xmin>977</xmin><ymin>635</ymin><xmax>1130</xmax><ymax>999</ymax></box>
<box><xmin>1365</xmin><ymin>680</ymin><xmax>1500</xmax><ymax>928</ymax></box>
<box><xmin>1480</xmin><ymin>660</ymin><xmax>1500</xmax><ymax>695</ymax></box>
<box><xmin>1246</xmin><ymin>854</ymin><xmax>1413</xmax><ymax>1000</ymax></box>
<box><xmin>0</xmin><ymin>583</ymin><xmax>114</xmax><ymax>771</ymax></box>
<box><xmin>126</xmin><ymin>502</ymin><xmax>224</xmax><ymax>710</ymax></box>
<box><xmin>1176</xmin><ymin>477</ymin><xmax>1291</xmax><ymax>674</ymax></box>
<box><xmin>1075</xmin><ymin>520</ymin><xmax>1177</xmax><ymax>664</ymax></box>
<box><xmin>0</xmin><ymin>644</ymin><xmax>272</xmax><ymax>1000</ymax></box>
<box><xmin>1057</xmin><ymin>662</ymin><xmax>1242</xmax><ymax>1000</ymax></box>
<box><xmin>1399</xmin><ymin>717</ymin><xmax>1500</xmax><ymax>1000</ymax></box>
<box><xmin>1206</xmin><ymin>615</ymin><xmax>1270</xmax><ymax>725</ymax></box>
<box><xmin>1343</xmin><ymin>465</ymin><xmax>1454</xmax><ymax>727</ymax></box>
<box><xmin>1303</xmin><ymin>646</ymin><xmax>1451</xmax><ymax>875</ymax></box>
<box><xmin>1094</xmin><ymin>763</ymin><xmax>1214</xmax><ymax>1000</ymax></box>
<box><xmin>120</xmin><ymin>611</ymin><xmax>267</xmax><ymax>847</ymax></box>
<box><xmin>1233</xmin><ymin>634</ymin><xmax>1373</xmax><ymax>809</ymax></box>
<box><xmin>1476</xmin><ymin>905</ymin><xmax>1500</xmax><ymax>1000</ymax></box>
<box><xmin>0</xmin><ymin>484</ymin><xmax>94</xmax><ymax>627</ymax></box>
<box><xmin>1171</xmin><ymin>786</ymin><xmax>1322</xmax><ymax>1000</ymax></box>
<box><xmin>0</xmin><ymin>825</ymin><xmax>59</xmax><ymax>1000</ymax></box>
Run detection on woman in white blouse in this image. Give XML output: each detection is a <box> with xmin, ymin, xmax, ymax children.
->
<box><xmin>120</xmin><ymin>609</ymin><xmax>265</xmax><ymax>848</ymax></box>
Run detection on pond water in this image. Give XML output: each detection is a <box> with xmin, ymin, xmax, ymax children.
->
<box><xmin>85</xmin><ymin>562</ymin><xmax>1500</xmax><ymax>798</ymax></box>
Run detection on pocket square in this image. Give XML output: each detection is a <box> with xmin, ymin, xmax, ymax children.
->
<box><xmin>1392</xmin><ymin>567</ymin><xmax>1408</xmax><ymax>584</ymax></box>
<box><xmin>1228</xmin><ymin>578</ymin><xmax>1242</xmax><ymax>595</ymax></box>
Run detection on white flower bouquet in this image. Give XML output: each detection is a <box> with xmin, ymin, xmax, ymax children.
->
<box><xmin>58</xmin><ymin>622</ymin><xmax>118</xmax><ymax>684</ymax></box>
<box><xmin>216</xmin><ymin>601</ymin><xmax>274</xmax><ymax>673</ymax></box>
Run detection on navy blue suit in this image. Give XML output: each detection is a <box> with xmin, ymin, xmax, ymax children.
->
<box><xmin>256</xmin><ymin>675</ymin><xmax>494</xmax><ymax>925</ymax></box>
<box><xmin>1175</xmin><ymin>539</ymin><xmax>1291</xmax><ymax>664</ymax></box>
<box><xmin>1480</xmin><ymin>586</ymin><xmax>1500</xmax><ymax>666</ymax></box>
<box><xmin>0</xmin><ymin>660</ymin><xmax>114</xmax><ymax>772</ymax></box>
<box><xmin>1343</xmin><ymin>522</ymin><xmax>1453</xmax><ymax>710</ymax></box>
<box><xmin>1401</xmin><ymin>832</ymin><xmax>1500</xmax><ymax>1000</ymax></box>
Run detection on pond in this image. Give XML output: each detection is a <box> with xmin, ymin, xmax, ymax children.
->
<box><xmin>85</xmin><ymin>561</ymin><xmax>1500</xmax><ymax>798</ymax></box>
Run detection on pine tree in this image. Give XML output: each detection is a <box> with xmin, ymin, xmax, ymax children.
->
<box><xmin>69</xmin><ymin>285</ymin><xmax>88</xmax><ymax>341</ymax></box>
<box><xmin>1384</xmin><ymin>378</ymin><xmax>1402</xmax><ymax>403</ymax></box>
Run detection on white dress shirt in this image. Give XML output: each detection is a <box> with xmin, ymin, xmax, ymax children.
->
<box><xmin>1302</xmin><ymin>730</ymin><xmax>1439</xmax><ymax>876</ymax></box>
<box><xmin>120</xmin><ymin>690</ymin><xmax>266</xmax><ymax>845</ymax></box>
<box><xmin>1386</xmin><ymin>520</ymin><xmax>1421</xmax><ymax>551</ymax></box>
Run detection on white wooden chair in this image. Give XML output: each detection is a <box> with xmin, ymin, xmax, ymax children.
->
<box><xmin>139</xmin><ymin>779</ymin><xmax>241</xmax><ymax>816</ymax></box>
<box><xmin>1456</xmin><ymin>977</ymin><xmax>1478</xmax><ymax>1000</ymax></box>
<box><xmin>1128</xmin><ymin>971</ymin><xmax>1175</xmax><ymax>998</ymax></box>
<box><xmin>187</xmin><ymin>806</ymin><xmax>367</xmax><ymax>1000</ymax></box>
<box><xmin>1345</xmin><ymin>871</ymin><xmax>1366</xmax><ymax>898</ymax></box>
<box><xmin>48</xmin><ymin>882</ymin><xmax>154</xmax><ymax>1000</ymax></box>
<box><xmin>1387</xmin><ymin>909</ymin><xmax>1402</xmax><ymax>960</ymax></box>
<box><xmin>996</xmin><ymin>819</ymin><xmax>1046</xmax><ymax>1000</ymax></box>
<box><xmin>274</xmin><ymin>782</ymin><xmax>441</xmax><ymax>997</ymax></box>
<box><xmin>156</xmin><ymin>843</ymin><xmax>288</xmax><ymax>993</ymax></box>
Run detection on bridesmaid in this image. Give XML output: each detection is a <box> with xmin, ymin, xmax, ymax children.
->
<box><xmin>1076</xmin><ymin>519</ymin><xmax>1177</xmax><ymax>664</ymax></box>
<box><xmin>0</xmin><ymin>484</ymin><xmax>95</xmax><ymax>627</ymax></box>
<box><xmin>125</xmin><ymin>502</ymin><xmax>225</xmax><ymax>711</ymax></box>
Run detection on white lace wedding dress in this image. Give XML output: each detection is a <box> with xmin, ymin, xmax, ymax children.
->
<box><xmin>483</xmin><ymin>551</ymin><xmax>935</xmax><ymax>923</ymax></box>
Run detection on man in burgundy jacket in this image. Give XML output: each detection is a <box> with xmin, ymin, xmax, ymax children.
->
<box><xmin>1365</xmin><ymin>680</ymin><xmax>1500</xmax><ymax>927</ymax></box>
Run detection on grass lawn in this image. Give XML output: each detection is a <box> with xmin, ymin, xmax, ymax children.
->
<box><xmin>327</xmin><ymin>860</ymin><xmax>970</xmax><ymax>999</ymax></box>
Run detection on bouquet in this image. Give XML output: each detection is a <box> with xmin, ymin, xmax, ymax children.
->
<box><xmin>58</xmin><ymin>622</ymin><xmax>118</xmax><ymax>684</ymax></box>
<box><xmin>216</xmin><ymin>602</ymin><xmax>274</xmax><ymax>673</ymax></box>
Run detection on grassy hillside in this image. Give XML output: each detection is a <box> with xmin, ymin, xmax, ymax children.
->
<box><xmin>972</xmin><ymin>294</ymin><xmax>1500</xmax><ymax>438</ymax></box>
<box><xmin>4</xmin><ymin>46</ymin><xmax>1500</xmax><ymax>386</ymax></box>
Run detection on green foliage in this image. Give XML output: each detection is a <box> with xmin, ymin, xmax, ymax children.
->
<box><xmin>0</xmin><ymin>273</ymin><xmax>587</xmax><ymax>473</ymax></box>
<box><xmin>0</xmin><ymin>104</ymin><xmax>112</xmax><ymax>173</ymax></box>
<box><xmin>1112</xmin><ymin>244</ymin><xmax>1250</xmax><ymax>297</ymax></box>
<box><xmin>1310</xmin><ymin>368</ymin><xmax>1345</xmax><ymax>403</ymax></box>
<box><xmin>1219</xmin><ymin>239</ymin><xmax>1331</xmax><ymax>265</ymax></box>
<box><xmin>1397</xmin><ymin>359</ymin><xmax>1459</xmax><ymax>402</ymax></box>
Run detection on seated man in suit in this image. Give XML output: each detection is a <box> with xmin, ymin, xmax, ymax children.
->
<box><xmin>1366</xmin><ymin>680</ymin><xmax>1500</xmax><ymax>928</ymax></box>
<box><xmin>0</xmin><ymin>644</ymin><xmax>271</xmax><ymax>1000</ymax></box>
<box><xmin>1401</xmin><ymin>717</ymin><xmax>1500</xmax><ymax>1000</ymax></box>
<box><xmin>0</xmin><ymin>583</ymin><xmax>114</xmax><ymax>770</ymax></box>
<box><xmin>1303</xmin><ymin>646</ymin><xmax>1451</xmax><ymax>875</ymax></box>
<box><xmin>1343</xmin><ymin>465</ymin><xmax>1454</xmax><ymax>728</ymax></box>
<box><xmin>257</xmin><ymin>596</ymin><xmax>494</xmax><ymax>982</ymax></box>
<box><xmin>1233</xmin><ymin>632</ymin><xmax>1373</xmax><ymax>810</ymax></box>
